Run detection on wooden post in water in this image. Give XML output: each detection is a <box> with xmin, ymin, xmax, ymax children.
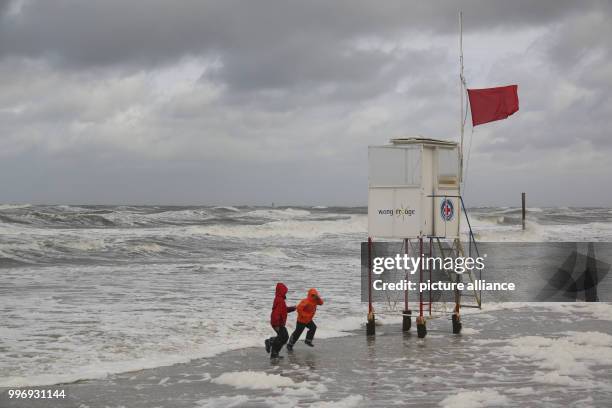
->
<box><xmin>521</xmin><ymin>192</ymin><xmax>526</xmax><ymax>230</ymax></box>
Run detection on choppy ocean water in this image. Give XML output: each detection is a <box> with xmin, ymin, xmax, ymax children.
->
<box><xmin>1</xmin><ymin>204</ymin><xmax>612</xmax><ymax>388</ymax></box>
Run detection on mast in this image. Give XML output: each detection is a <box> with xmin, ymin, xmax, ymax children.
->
<box><xmin>459</xmin><ymin>11</ymin><xmax>465</xmax><ymax>186</ymax></box>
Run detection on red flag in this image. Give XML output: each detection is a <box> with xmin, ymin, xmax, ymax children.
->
<box><xmin>467</xmin><ymin>85</ymin><xmax>519</xmax><ymax>126</ymax></box>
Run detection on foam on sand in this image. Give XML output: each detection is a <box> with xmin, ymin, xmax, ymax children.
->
<box><xmin>207</xmin><ymin>370</ymin><xmax>363</xmax><ymax>408</ymax></box>
<box><xmin>309</xmin><ymin>395</ymin><xmax>364</xmax><ymax>408</ymax></box>
<box><xmin>539</xmin><ymin>302</ymin><xmax>612</xmax><ymax>321</ymax></box>
<box><xmin>211</xmin><ymin>371</ymin><xmax>296</xmax><ymax>390</ymax></box>
<box><xmin>211</xmin><ymin>370</ymin><xmax>327</xmax><ymax>395</ymax></box>
<box><xmin>4</xmin><ymin>308</ymin><xmax>612</xmax><ymax>408</ymax></box>
<box><xmin>210</xmin><ymin>370</ymin><xmax>330</xmax><ymax>403</ymax></box>
<box><xmin>500</xmin><ymin>331</ymin><xmax>612</xmax><ymax>390</ymax></box>
<box><xmin>439</xmin><ymin>389</ymin><xmax>510</xmax><ymax>408</ymax></box>
<box><xmin>196</xmin><ymin>395</ymin><xmax>250</xmax><ymax>408</ymax></box>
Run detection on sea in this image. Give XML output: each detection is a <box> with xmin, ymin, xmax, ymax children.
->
<box><xmin>1</xmin><ymin>204</ymin><xmax>612</xmax><ymax>390</ymax></box>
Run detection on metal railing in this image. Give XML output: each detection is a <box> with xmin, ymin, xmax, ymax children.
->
<box><xmin>427</xmin><ymin>194</ymin><xmax>483</xmax><ymax>306</ymax></box>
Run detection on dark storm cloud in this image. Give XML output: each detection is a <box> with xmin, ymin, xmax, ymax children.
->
<box><xmin>0</xmin><ymin>1</ymin><xmax>597</xmax><ymax>108</ymax></box>
<box><xmin>214</xmin><ymin>46</ymin><xmax>452</xmax><ymax>111</ymax></box>
<box><xmin>0</xmin><ymin>0</ymin><xmax>611</xmax><ymax>205</ymax></box>
<box><xmin>0</xmin><ymin>1</ymin><xmax>586</xmax><ymax>77</ymax></box>
<box><xmin>0</xmin><ymin>0</ymin><xmax>10</xmax><ymax>14</ymax></box>
<box><xmin>545</xmin><ymin>3</ymin><xmax>612</xmax><ymax>72</ymax></box>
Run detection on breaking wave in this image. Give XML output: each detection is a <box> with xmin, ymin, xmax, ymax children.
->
<box><xmin>0</xmin><ymin>205</ymin><xmax>367</xmax><ymax>266</ymax></box>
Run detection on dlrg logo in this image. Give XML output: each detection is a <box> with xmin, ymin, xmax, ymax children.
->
<box><xmin>440</xmin><ymin>199</ymin><xmax>454</xmax><ymax>221</ymax></box>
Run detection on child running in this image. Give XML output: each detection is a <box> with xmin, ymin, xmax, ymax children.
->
<box><xmin>266</xmin><ymin>282</ymin><xmax>296</xmax><ymax>359</ymax></box>
<box><xmin>287</xmin><ymin>288</ymin><xmax>323</xmax><ymax>350</ymax></box>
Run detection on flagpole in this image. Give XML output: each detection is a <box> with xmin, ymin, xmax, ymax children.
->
<box><xmin>459</xmin><ymin>11</ymin><xmax>465</xmax><ymax>186</ymax></box>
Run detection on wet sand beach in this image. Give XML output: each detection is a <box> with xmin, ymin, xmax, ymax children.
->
<box><xmin>2</xmin><ymin>304</ymin><xmax>612</xmax><ymax>408</ymax></box>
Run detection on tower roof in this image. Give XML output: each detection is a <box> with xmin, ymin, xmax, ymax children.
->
<box><xmin>390</xmin><ymin>137</ymin><xmax>457</xmax><ymax>147</ymax></box>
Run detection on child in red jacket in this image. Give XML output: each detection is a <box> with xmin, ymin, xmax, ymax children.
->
<box><xmin>266</xmin><ymin>282</ymin><xmax>296</xmax><ymax>359</ymax></box>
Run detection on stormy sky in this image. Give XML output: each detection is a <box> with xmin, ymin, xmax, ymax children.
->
<box><xmin>0</xmin><ymin>0</ymin><xmax>610</xmax><ymax>206</ymax></box>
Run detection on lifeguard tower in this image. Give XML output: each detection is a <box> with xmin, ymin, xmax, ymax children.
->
<box><xmin>365</xmin><ymin>136</ymin><xmax>482</xmax><ymax>338</ymax></box>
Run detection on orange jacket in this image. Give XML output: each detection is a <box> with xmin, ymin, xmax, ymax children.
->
<box><xmin>296</xmin><ymin>288</ymin><xmax>324</xmax><ymax>324</ymax></box>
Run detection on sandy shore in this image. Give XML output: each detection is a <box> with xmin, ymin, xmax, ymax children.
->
<box><xmin>2</xmin><ymin>304</ymin><xmax>612</xmax><ymax>407</ymax></box>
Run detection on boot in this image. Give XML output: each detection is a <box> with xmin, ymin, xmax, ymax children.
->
<box><xmin>286</xmin><ymin>343</ymin><xmax>293</xmax><ymax>351</ymax></box>
<box><xmin>304</xmin><ymin>340</ymin><xmax>314</xmax><ymax>347</ymax></box>
<box><xmin>270</xmin><ymin>352</ymin><xmax>284</xmax><ymax>359</ymax></box>
<box><xmin>265</xmin><ymin>338</ymin><xmax>271</xmax><ymax>353</ymax></box>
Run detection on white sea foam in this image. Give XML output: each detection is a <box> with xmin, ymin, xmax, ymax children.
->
<box><xmin>252</xmin><ymin>247</ymin><xmax>291</xmax><ymax>259</ymax></box>
<box><xmin>196</xmin><ymin>395</ymin><xmax>250</xmax><ymax>408</ymax></box>
<box><xmin>128</xmin><ymin>242</ymin><xmax>165</xmax><ymax>253</ymax></box>
<box><xmin>242</xmin><ymin>208</ymin><xmax>312</xmax><ymax>220</ymax></box>
<box><xmin>439</xmin><ymin>389</ymin><xmax>510</xmax><ymax>407</ymax></box>
<box><xmin>212</xmin><ymin>206</ymin><xmax>241</xmax><ymax>212</ymax></box>
<box><xmin>61</xmin><ymin>238</ymin><xmax>109</xmax><ymax>251</ymax></box>
<box><xmin>309</xmin><ymin>395</ymin><xmax>364</xmax><ymax>408</ymax></box>
<box><xmin>498</xmin><ymin>330</ymin><xmax>612</xmax><ymax>390</ymax></box>
<box><xmin>212</xmin><ymin>371</ymin><xmax>297</xmax><ymax>390</ymax></box>
<box><xmin>459</xmin><ymin>327</ymin><xmax>480</xmax><ymax>335</ymax></box>
<box><xmin>466</xmin><ymin>211</ymin><xmax>612</xmax><ymax>242</ymax></box>
<box><xmin>189</xmin><ymin>215</ymin><xmax>366</xmax><ymax>239</ymax></box>
<box><xmin>505</xmin><ymin>387</ymin><xmax>535</xmax><ymax>396</ymax></box>
<box><xmin>526</xmin><ymin>302</ymin><xmax>612</xmax><ymax>321</ymax></box>
<box><xmin>210</xmin><ymin>370</ymin><xmax>329</xmax><ymax>401</ymax></box>
<box><xmin>102</xmin><ymin>208</ymin><xmax>212</xmax><ymax>226</ymax></box>
<box><xmin>0</xmin><ymin>203</ymin><xmax>31</xmax><ymax>210</ymax></box>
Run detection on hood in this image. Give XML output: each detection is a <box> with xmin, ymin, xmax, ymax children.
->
<box><xmin>275</xmin><ymin>282</ymin><xmax>288</xmax><ymax>297</ymax></box>
<box><xmin>307</xmin><ymin>288</ymin><xmax>319</xmax><ymax>299</ymax></box>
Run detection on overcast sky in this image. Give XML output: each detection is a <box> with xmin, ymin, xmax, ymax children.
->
<box><xmin>0</xmin><ymin>0</ymin><xmax>610</xmax><ymax>206</ymax></box>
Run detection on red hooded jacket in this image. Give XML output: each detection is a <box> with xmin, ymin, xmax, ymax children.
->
<box><xmin>270</xmin><ymin>283</ymin><xmax>295</xmax><ymax>327</ymax></box>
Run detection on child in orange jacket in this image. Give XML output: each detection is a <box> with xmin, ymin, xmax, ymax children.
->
<box><xmin>287</xmin><ymin>288</ymin><xmax>323</xmax><ymax>349</ymax></box>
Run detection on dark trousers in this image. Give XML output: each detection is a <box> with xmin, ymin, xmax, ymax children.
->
<box><xmin>270</xmin><ymin>326</ymin><xmax>289</xmax><ymax>354</ymax></box>
<box><xmin>288</xmin><ymin>321</ymin><xmax>316</xmax><ymax>345</ymax></box>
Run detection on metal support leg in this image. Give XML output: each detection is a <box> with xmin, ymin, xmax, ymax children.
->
<box><xmin>416</xmin><ymin>237</ymin><xmax>427</xmax><ymax>338</ymax></box>
<box><xmin>452</xmin><ymin>238</ymin><xmax>462</xmax><ymax>334</ymax></box>
<box><xmin>366</xmin><ymin>237</ymin><xmax>375</xmax><ymax>336</ymax></box>
<box><xmin>429</xmin><ymin>237</ymin><xmax>433</xmax><ymax>316</ymax></box>
<box><xmin>402</xmin><ymin>238</ymin><xmax>411</xmax><ymax>332</ymax></box>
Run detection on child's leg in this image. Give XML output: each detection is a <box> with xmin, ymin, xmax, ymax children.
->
<box><xmin>288</xmin><ymin>322</ymin><xmax>306</xmax><ymax>345</ymax></box>
<box><xmin>269</xmin><ymin>326</ymin><xmax>280</xmax><ymax>344</ymax></box>
<box><xmin>271</xmin><ymin>327</ymin><xmax>288</xmax><ymax>354</ymax></box>
<box><xmin>265</xmin><ymin>327</ymin><xmax>279</xmax><ymax>353</ymax></box>
<box><xmin>305</xmin><ymin>321</ymin><xmax>317</xmax><ymax>341</ymax></box>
